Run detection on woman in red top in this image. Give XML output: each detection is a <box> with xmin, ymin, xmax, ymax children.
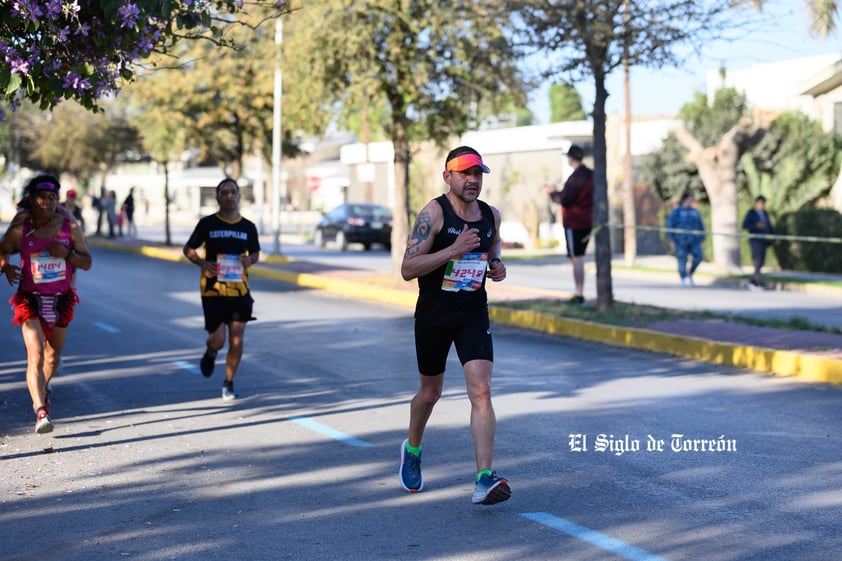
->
<box><xmin>0</xmin><ymin>175</ymin><xmax>92</xmax><ymax>434</ymax></box>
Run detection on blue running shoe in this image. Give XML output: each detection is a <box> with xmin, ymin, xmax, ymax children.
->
<box><xmin>399</xmin><ymin>439</ymin><xmax>423</xmax><ymax>492</ymax></box>
<box><xmin>472</xmin><ymin>472</ymin><xmax>511</xmax><ymax>505</ymax></box>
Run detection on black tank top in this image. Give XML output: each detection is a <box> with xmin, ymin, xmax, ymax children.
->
<box><xmin>415</xmin><ymin>194</ymin><xmax>496</xmax><ymax>324</ymax></box>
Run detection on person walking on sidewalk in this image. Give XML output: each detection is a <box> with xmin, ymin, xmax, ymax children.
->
<box><xmin>742</xmin><ymin>195</ymin><xmax>777</xmax><ymax>289</ymax></box>
<box><xmin>399</xmin><ymin>145</ymin><xmax>511</xmax><ymax>506</ymax></box>
<box><xmin>183</xmin><ymin>178</ymin><xmax>260</xmax><ymax>400</ymax></box>
<box><xmin>666</xmin><ymin>192</ymin><xmax>705</xmax><ymax>286</ymax></box>
<box><xmin>545</xmin><ymin>144</ymin><xmax>593</xmax><ymax>304</ymax></box>
<box><xmin>0</xmin><ymin>175</ymin><xmax>93</xmax><ymax>433</ymax></box>
<box><xmin>122</xmin><ymin>187</ymin><xmax>137</xmax><ymax>237</ymax></box>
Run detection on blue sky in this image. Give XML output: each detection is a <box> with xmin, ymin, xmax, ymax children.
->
<box><xmin>528</xmin><ymin>2</ymin><xmax>842</xmax><ymax>122</ymax></box>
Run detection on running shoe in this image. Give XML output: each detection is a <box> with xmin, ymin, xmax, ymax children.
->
<box><xmin>200</xmin><ymin>351</ymin><xmax>215</xmax><ymax>377</ymax></box>
<box><xmin>472</xmin><ymin>472</ymin><xmax>511</xmax><ymax>505</ymax></box>
<box><xmin>567</xmin><ymin>295</ymin><xmax>585</xmax><ymax>305</ymax></box>
<box><xmin>35</xmin><ymin>408</ymin><xmax>54</xmax><ymax>434</ymax></box>
<box><xmin>221</xmin><ymin>381</ymin><xmax>237</xmax><ymax>401</ymax></box>
<box><xmin>399</xmin><ymin>438</ymin><xmax>423</xmax><ymax>492</ymax></box>
<box><xmin>44</xmin><ymin>387</ymin><xmax>51</xmax><ymax>416</ymax></box>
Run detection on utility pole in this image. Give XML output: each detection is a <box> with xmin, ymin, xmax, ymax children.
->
<box><xmin>271</xmin><ymin>18</ymin><xmax>283</xmax><ymax>255</ymax></box>
<box><xmin>622</xmin><ymin>0</ymin><xmax>637</xmax><ymax>265</ymax></box>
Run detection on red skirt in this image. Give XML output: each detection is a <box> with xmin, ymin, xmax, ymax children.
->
<box><xmin>10</xmin><ymin>290</ymin><xmax>79</xmax><ymax>340</ymax></box>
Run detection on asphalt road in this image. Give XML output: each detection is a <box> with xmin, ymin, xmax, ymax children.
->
<box><xmin>2</xmin><ymin>248</ymin><xmax>841</xmax><ymax>561</ymax></box>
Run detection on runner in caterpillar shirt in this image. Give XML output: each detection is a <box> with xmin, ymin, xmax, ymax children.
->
<box><xmin>183</xmin><ymin>178</ymin><xmax>260</xmax><ymax>400</ymax></box>
<box><xmin>398</xmin><ymin>145</ymin><xmax>511</xmax><ymax>506</ymax></box>
<box><xmin>0</xmin><ymin>175</ymin><xmax>92</xmax><ymax>434</ymax></box>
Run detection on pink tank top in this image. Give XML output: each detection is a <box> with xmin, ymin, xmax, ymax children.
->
<box><xmin>19</xmin><ymin>216</ymin><xmax>74</xmax><ymax>294</ymax></box>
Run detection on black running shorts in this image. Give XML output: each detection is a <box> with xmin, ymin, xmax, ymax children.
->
<box><xmin>564</xmin><ymin>227</ymin><xmax>591</xmax><ymax>258</ymax></box>
<box><xmin>201</xmin><ymin>296</ymin><xmax>255</xmax><ymax>333</ymax></box>
<box><xmin>414</xmin><ymin>313</ymin><xmax>494</xmax><ymax>376</ymax></box>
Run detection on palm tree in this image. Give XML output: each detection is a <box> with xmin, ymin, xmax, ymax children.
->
<box><xmin>747</xmin><ymin>1</ymin><xmax>839</xmax><ymax>36</ymax></box>
<box><xmin>806</xmin><ymin>0</ymin><xmax>840</xmax><ymax>36</ymax></box>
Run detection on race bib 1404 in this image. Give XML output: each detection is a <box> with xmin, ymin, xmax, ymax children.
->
<box><xmin>441</xmin><ymin>252</ymin><xmax>487</xmax><ymax>292</ymax></box>
<box><xmin>31</xmin><ymin>252</ymin><xmax>67</xmax><ymax>284</ymax></box>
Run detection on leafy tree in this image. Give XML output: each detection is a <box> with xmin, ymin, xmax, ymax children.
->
<box><xmin>640</xmin><ymin>132</ymin><xmax>705</xmax><ymax>205</ymax></box>
<box><xmin>673</xmin><ymin>88</ymin><xmax>771</xmax><ymax>272</ymax></box>
<box><xmin>1</xmin><ymin>1</ymin><xmax>290</xmax><ymax>111</ymax></box>
<box><xmin>642</xmin><ymin>87</ymin><xmax>749</xmax><ymax>207</ymax></box>
<box><xmin>284</xmin><ymin>1</ymin><xmax>527</xmax><ymax>275</ymax></box>
<box><xmin>17</xmin><ymin>99</ymin><xmax>142</xmax><ymax>188</ymax></box>
<box><xmin>548</xmin><ymin>83</ymin><xmax>586</xmax><ymax>122</ymax></box>
<box><xmin>0</xmin><ymin>114</ymin><xmax>12</xmax><ymax>171</ymax></box>
<box><xmin>513</xmin><ymin>0</ymin><xmax>748</xmax><ymax>309</ymax></box>
<box><xmin>742</xmin><ymin>110</ymin><xmax>842</xmax><ymax>212</ymax></box>
<box><xmin>121</xmin><ymin>6</ymin><xmax>288</xmax><ymax>180</ymax></box>
<box><xmin>124</xmin><ymin>75</ymin><xmax>190</xmax><ymax>246</ymax></box>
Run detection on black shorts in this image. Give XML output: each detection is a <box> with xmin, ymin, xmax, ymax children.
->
<box><xmin>201</xmin><ymin>296</ymin><xmax>255</xmax><ymax>333</ymax></box>
<box><xmin>564</xmin><ymin>228</ymin><xmax>591</xmax><ymax>258</ymax></box>
<box><xmin>414</xmin><ymin>313</ymin><xmax>493</xmax><ymax>376</ymax></box>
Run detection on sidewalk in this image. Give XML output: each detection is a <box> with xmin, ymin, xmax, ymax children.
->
<box><xmin>86</xmin><ymin>235</ymin><xmax>842</xmax><ymax>387</ymax></box>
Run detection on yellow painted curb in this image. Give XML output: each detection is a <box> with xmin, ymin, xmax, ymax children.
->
<box><xmin>489</xmin><ymin>307</ymin><xmax>842</xmax><ymax>386</ymax></box>
<box><xmin>92</xmin><ymin>239</ymin><xmax>842</xmax><ymax>386</ymax></box>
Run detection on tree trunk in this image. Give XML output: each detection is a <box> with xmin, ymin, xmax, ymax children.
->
<box><xmin>163</xmin><ymin>160</ymin><xmax>172</xmax><ymax>247</ymax></box>
<box><xmin>674</xmin><ymin>115</ymin><xmax>768</xmax><ymax>273</ymax></box>
<box><xmin>592</xmin><ymin>74</ymin><xmax>614</xmax><ymax>310</ymax></box>
<box><xmin>708</xmin><ymin>138</ymin><xmax>741</xmax><ymax>272</ymax></box>
<box><xmin>708</xmin><ymin>184</ymin><xmax>739</xmax><ymax>272</ymax></box>
<box><xmin>390</xmin><ymin>117</ymin><xmax>411</xmax><ymax>282</ymax></box>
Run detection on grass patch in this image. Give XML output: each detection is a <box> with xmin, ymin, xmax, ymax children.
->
<box><xmin>495</xmin><ymin>299</ymin><xmax>842</xmax><ymax>335</ymax></box>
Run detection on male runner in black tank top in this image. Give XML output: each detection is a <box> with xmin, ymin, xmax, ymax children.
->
<box><xmin>398</xmin><ymin>145</ymin><xmax>511</xmax><ymax>505</ymax></box>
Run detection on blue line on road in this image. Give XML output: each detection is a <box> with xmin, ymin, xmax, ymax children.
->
<box><xmin>519</xmin><ymin>512</ymin><xmax>671</xmax><ymax>561</ymax></box>
<box><xmin>289</xmin><ymin>416</ymin><xmax>371</xmax><ymax>447</ymax></box>
<box><xmin>174</xmin><ymin>361</ymin><xmax>201</xmax><ymax>376</ymax></box>
<box><xmin>94</xmin><ymin>321</ymin><xmax>121</xmax><ymax>333</ymax></box>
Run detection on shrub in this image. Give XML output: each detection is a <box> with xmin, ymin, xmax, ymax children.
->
<box><xmin>774</xmin><ymin>208</ymin><xmax>842</xmax><ymax>272</ymax></box>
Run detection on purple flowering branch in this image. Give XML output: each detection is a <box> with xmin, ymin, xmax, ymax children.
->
<box><xmin>1</xmin><ymin>0</ymin><xmax>289</xmax><ymax>111</ymax></box>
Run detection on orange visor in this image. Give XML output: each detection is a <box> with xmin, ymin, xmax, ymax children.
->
<box><xmin>445</xmin><ymin>153</ymin><xmax>490</xmax><ymax>174</ymax></box>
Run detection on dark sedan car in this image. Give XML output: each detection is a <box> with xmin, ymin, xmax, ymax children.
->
<box><xmin>314</xmin><ymin>203</ymin><xmax>392</xmax><ymax>251</ymax></box>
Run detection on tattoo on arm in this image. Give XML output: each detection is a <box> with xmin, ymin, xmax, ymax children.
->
<box><xmin>405</xmin><ymin>210</ymin><xmax>432</xmax><ymax>258</ymax></box>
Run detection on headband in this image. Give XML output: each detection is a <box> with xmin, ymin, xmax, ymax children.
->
<box><xmin>32</xmin><ymin>181</ymin><xmax>60</xmax><ymax>194</ymax></box>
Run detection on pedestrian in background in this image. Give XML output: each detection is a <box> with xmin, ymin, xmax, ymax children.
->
<box><xmin>742</xmin><ymin>195</ymin><xmax>777</xmax><ymax>290</ymax></box>
<box><xmin>102</xmin><ymin>190</ymin><xmax>117</xmax><ymax>238</ymax></box>
<box><xmin>666</xmin><ymin>192</ymin><xmax>705</xmax><ymax>287</ymax></box>
<box><xmin>94</xmin><ymin>187</ymin><xmax>105</xmax><ymax>236</ymax></box>
<box><xmin>545</xmin><ymin>144</ymin><xmax>594</xmax><ymax>305</ymax></box>
<box><xmin>122</xmin><ymin>187</ymin><xmax>137</xmax><ymax>237</ymax></box>
<box><xmin>183</xmin><ymin>178</ymin><xmax>260</xmax><ymax>401</ymax></box>
<box><xmin>63</xmin><ymin>189</ymin><xmax>85</xmax><ymax>233</ymax></box>
<box><xmin>399</xmin><ymin>145</ymin><xmax>511</xmax><ymax>506</ymax></box>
